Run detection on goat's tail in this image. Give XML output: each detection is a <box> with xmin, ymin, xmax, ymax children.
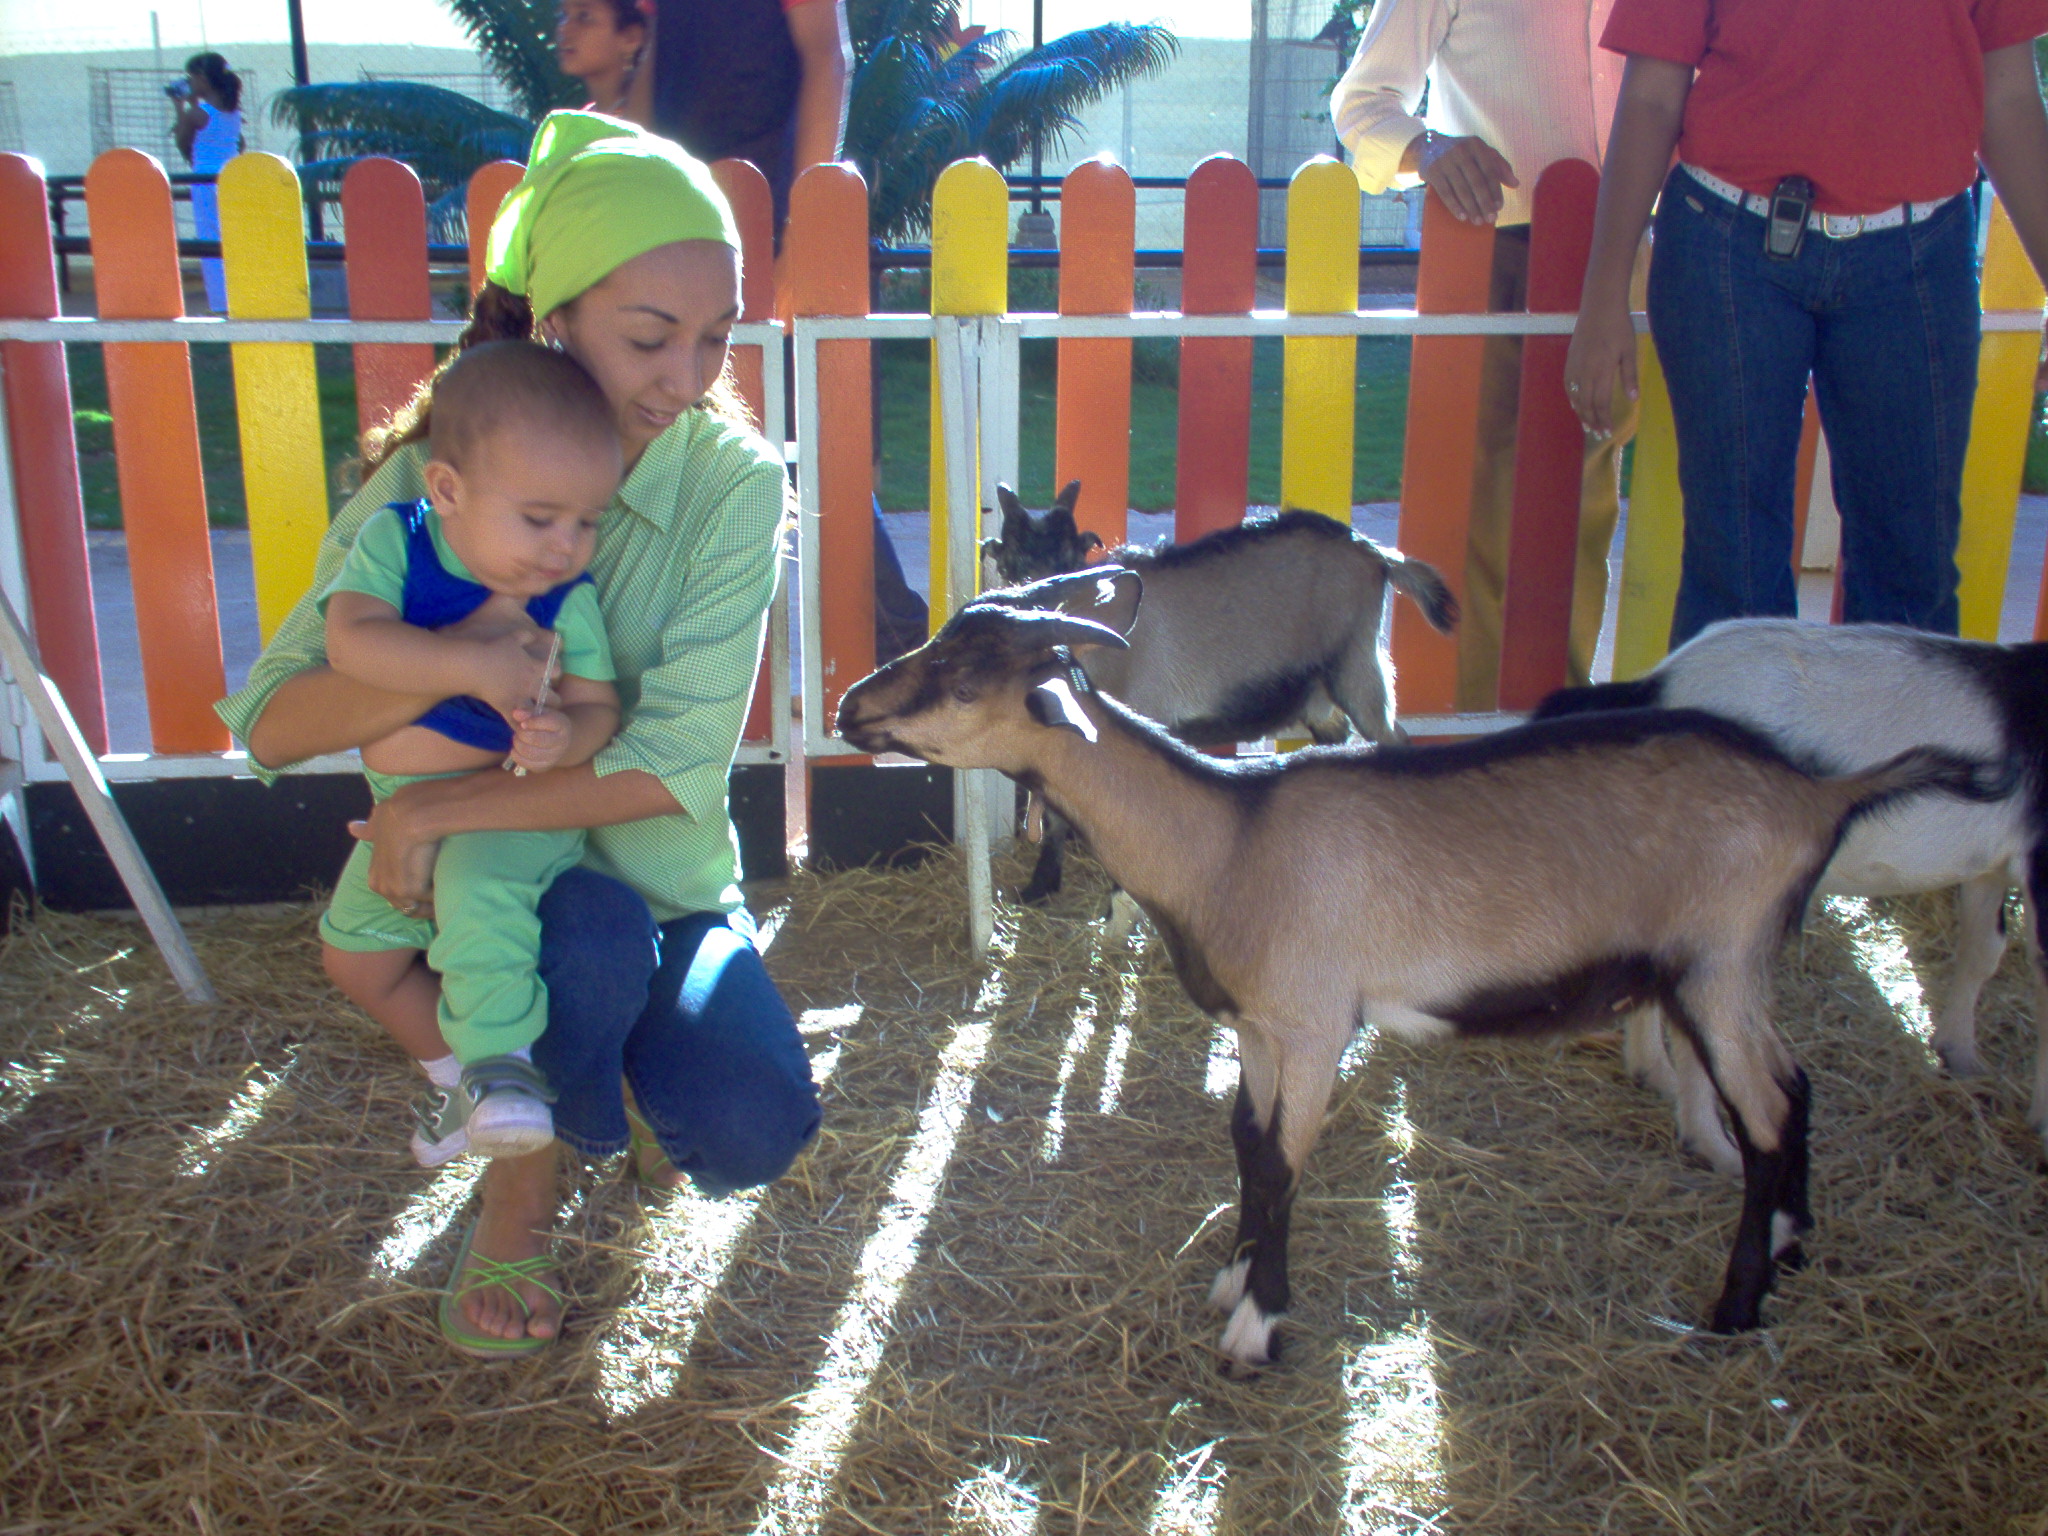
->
<box><xmin>1832</xmin><ymin>746</ymin><xmax>2021</xmax><ymax>828</ymax></box>
<box><xmin>1377</xmin><ymin>546</ymin><xmax>1459</xmax><ymax>634</ymax></box>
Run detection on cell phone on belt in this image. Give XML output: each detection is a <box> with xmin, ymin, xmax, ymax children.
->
<box><xmin>1766</xmin><ymin>176</ymin><xmax>1813</xmax><ymax>261</ymax></box>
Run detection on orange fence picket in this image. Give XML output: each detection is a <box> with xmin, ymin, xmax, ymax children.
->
<box><xmin>790</xmin><ymin>163</ymin><xmax>874</xmax><ymax>740</ymax></box>
<box><xmin>1174</xmin><ymin>154</ymin><xmax>1257</xmax><ymax>542</ymax></box>
<box><xmin>1390</xmin><ymin>192</ymin><xmax>1493</xmax><ymax>714</ymax></box>
<box><xmin>712</xmin><ymin>157</ymin><xmax>779</xmax><ymax>746</ymax></box>
<box><xmin>1056</xmin><ymin>159</ymin><xmax>1135</xmax><ymax>549</ymax></box>
<box><xmin>342</xmin><ymin>158</ymin><xmax>435</xmax><ymax>444</ymax></box>
<box><xmin>84</xmin><ymin>149</ymin><xmax>228</xmax><ymax>753</ymax></box>
<box><xmin>0</xmin><ymin>154</ymin><xmax>107</xmax><ymax>752</ymax></box>
<box><xmin>466</xmin><ymin>161</ymin><xmax>526</xmax><ymax>298</ymax></box>
<box><xmin>713</xmin><ymin>158</ymin><xmax>776</xmax><ymax>431</ymax></box>
<box><xmin>1497</xmin><ymin>159</ymin><xmax>1598</xmax><ymax>709</ymax></box>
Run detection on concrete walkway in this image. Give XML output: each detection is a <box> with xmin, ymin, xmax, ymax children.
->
<box><xmin>81</xmin><ymin>498</ymin><xmax>2048</xmax><ymax>753</ymax></box>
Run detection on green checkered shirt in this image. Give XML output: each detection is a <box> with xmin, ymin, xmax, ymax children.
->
<box><xmin>216</xmin><ymin>409</ymin><xmax>787</xmax><ymax>922</ymax></box>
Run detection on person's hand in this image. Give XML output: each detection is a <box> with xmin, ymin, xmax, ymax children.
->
<box><xmin>1564</xmin><ymin>294</ymin><xmax>1639</xmax><ymax>441</ymax></box>
<box><xmin>438</xmin><ymin>612</ymin><xmax>559</xmax><ymax>719</ymax></box>
<box><xmin>506</xmin><ymin>706</ymin><xmax>572</xmax><ymax>774</ymax></box>
<box><xmin>1416</xmin><ymin>132</ymin><xmax>1520</xmax><ymax>225</ymax></box>
<box><xmin>348</xmin><ymin>790</ymin><xmax>443</xmax><ymax>919</ymax></box>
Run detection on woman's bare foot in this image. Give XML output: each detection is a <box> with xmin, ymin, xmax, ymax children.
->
<box><xmin>458</xmin><ymin>1146</ymin><xmax>563</xmax><ymax>1342</ymax></box>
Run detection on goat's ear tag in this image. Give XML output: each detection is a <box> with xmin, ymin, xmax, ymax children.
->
<box><xmin>1028</xmin><ymin>675</ymin><xmax>1098</xmax><ymax>743</ymax></box>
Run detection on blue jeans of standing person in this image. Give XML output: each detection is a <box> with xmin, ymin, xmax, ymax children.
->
<box><xmin>1648</xmin><ymin>165</ymin><xmax>1980</xmax><ymax>646</ymax></box>
<box><xmin>532</xmin><ymin>868</ymin><xmax>819</xmax><ymax>1196</ymax></box>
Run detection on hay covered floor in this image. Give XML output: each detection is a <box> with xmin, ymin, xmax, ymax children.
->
<box><xmin>3</xmin><ymin>850</ymin><xmax>2046</xmax><ymax>1536</ymax></box>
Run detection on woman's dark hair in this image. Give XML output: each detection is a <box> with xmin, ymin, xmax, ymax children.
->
<box><xmin>600</xmin><ymin>0</ymin><xmax>647</xmax><ymax>31</ymax></box>
<box><xmin>184</xmin><ymin>52</ymin><xmax>242</xmax><ymax>112</ymax></box>
<box><xmin>360</xmin><ymin>280</ymin><xmax>750</xmax><ymax>471</ymax></box>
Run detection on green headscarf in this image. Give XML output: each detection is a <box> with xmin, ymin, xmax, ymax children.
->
<box><xmin>485</xmin><ymin>110</ymin><xmax>741</xmax><ymax>321</ymax></box>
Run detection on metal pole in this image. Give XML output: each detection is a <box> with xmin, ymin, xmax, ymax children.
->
<box><xmin>285</xmin><ymin>0</ymin><xmax>324</xmax><ymax>239</ymax></box>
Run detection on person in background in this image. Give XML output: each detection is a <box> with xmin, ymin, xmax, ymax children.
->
<box><xmin>1333</xmin><ymin>0</ymin><xmax>1628</xmax><ymax>708</ymax></box>
<box><xmin>627</xmin><ymin>0</ymin><xmax>850</xmax><ymax>233</ymax></box>
<box><xmin>555</xmin><ymin>0</ymin><xmax>648</xmax><ymax>116</ymax></box>
<box><xmin>1565</xmin><ymin>0</ymin><xmax>2048</xmax><ymax>643</ymax></box>
<box><xmin>171</xmin><ymin>51</ymin><xmax>243</xmax><ymax>315</ymax></box>
<box><xmin>627</xmin><ymin>0</ymin><xmax>929</xmax><ymax>660</ymax></box>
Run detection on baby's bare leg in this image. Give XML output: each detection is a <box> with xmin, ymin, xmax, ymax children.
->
<box><xmin>323</xmin><ymin>944</ymin><xmax>449</xmax><ymax>1062</ymax></box>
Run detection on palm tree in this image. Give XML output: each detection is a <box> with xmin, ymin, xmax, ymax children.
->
<box><xmin>273</xmin><ymin>0</ymin><xmax>568</xmax><ymax>237</ymax></box>
<box><xmin>275</xmin><ymin>0</ymin><xmax>1177</xmax><ymax>244</ymax></box>
<box><xmin>847</xmin><ymin>1</ymin><xmax>1178</xmax><ymax>241</ymax></box>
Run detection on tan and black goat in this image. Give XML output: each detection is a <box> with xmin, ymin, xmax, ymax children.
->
<box><xmin>836</xmin><ymin>571</ymin><xmax>2006</xmax><ymax>1369</ymax></box>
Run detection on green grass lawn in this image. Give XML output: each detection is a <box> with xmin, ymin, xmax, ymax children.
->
<box><xmin>875</xmin><ymin>334</ymin><xmax>1413</xmax><ymax>513</ymax></box>
<box><xmin>66</xmin><ymin>342</ymin><xmax>364</xmax><ymax>529</ymax></box>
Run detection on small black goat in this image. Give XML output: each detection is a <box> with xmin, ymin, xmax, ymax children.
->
<box><xmin>982</xmin><ymin>482</ymin><xmax>1456</xmax><ymax>903</ymax></box>
<box><xmin>837</xmin><ymin>576</ymin><xmax>2005</xmax><ymax>1367</ymax></box>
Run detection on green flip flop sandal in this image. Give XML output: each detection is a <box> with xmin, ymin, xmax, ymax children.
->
<box><xmin>622</xmin><ymin>1096</ymin><xmax>680</xmax><ymax>1195</ymax></box>
<box><xmin>439</xmin><ymin>1217</ymin><xmax>563</xmax><ymax>1359</ymax></box>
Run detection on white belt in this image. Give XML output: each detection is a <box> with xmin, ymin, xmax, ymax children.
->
<box><xmin>1680</xmin><ymin>163</ymin><xmax>1957</xmax><ymax>238</ymax></box>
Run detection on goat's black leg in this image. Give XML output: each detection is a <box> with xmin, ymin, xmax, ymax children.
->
<box><xmin>1708</xmin><ymin>1067</ymin><xmax>1810</xmax><ymax>1333</ymax></box>
<box><xmin>1018</xmin><ymin>813</ymin><xmax>1066</xmax><ymax>904</ymax></box>
<box><xmin>1211</xmin><ymin>1081</ymin><xmax>1296</xmax><ymax>1371</ymax></box>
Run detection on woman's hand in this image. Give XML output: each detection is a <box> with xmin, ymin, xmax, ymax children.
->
<box><xmin>442</xmin><ymin>609</ymin><xmax>562</xmax><ymax>719</ymax></box>
<box><xmin>1564</xmin><ymin>295</ymin><xmax>1639</xmax><ymax>441</ymax></box>
<box><xmin>348</xmin><ymin>788</ymin><xmax>445</xmax><ymax>918</ymax></box>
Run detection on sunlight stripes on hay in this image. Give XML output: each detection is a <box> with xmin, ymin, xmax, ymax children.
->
<box><xmin>1040</xmin><ymin>965</ymin><xmax>1101</xmax><ymax>1161</ymax></box>
<box><xmin>0</xmin><ymin>1049</ymin><xmax>66</xmax><ymax>1127</ymax></box>
<box><xmin>747</xmin><ymin>959</ymin><xmax>1007</xmax><ymax>1536</ymax></box>
<box><xmin>1096</xmin><ymin>969</ymin><xmax>1139</xmax><ymax>1116</ymax></box>
<box><xmin>369</xmin><ymin>1161</ymin><xmax>485</xmax><ymax>1278</ymax></box>
<box><xmin>948</xmin><ymin>1462</ymin><xmax>1042</xmax><ymax>1534</ymax></box>
<box><xmin>1146</xmin><ymin>1441</ymin><xmax>1225</xmax><ymax>1534</ymax></box>
<box><xmin>1338</xmin><ymin>1074</ymin><xmax>1445</xmax><ymax>1532</ymax></box>
<box><xmin>1204</xmin><ymin>1024</ymin><xmax>1237</xmax><ymax>1099</ymax></box>
<box><xmin>595</xmin><ymin>1014</ymin><xmax>850</xmax><ymax>1419</ymax></box>
<box><xmin>1825</xmin><ymin>897</ymin><xmax>1935</xmax><ymax>1048</ymax></box>
<box><xmin>175</xmin><ymin>1049</ymin><xmax>297</xmax><ymax>1178</ymax></box>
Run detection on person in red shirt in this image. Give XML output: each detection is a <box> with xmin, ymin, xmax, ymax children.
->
<box><xmin>1564</xmin><ymin>0</ymin><xmax>2048</xmax><ymax>641</ymax></box>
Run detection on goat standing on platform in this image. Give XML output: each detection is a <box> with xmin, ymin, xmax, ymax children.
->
<box><xmin>981</xmin><ymin>484</ymin><xmax>1457</xmax><ymax>905</ymax></box>
<box><xmin>836</xmin><ymin>576</ymin><xmax>2003</xmax><ymax>1369</ymax></box>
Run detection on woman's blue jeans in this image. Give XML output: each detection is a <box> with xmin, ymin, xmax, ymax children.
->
<box><xmin>1648</xmin><ymin>166</ymin><xmax>1980</xmax><ymax>646</ymax></box>
<box><xmin>532</xmin><ymin>868</ymin><xmax>819</xmax><ymax>1197</ymax></box>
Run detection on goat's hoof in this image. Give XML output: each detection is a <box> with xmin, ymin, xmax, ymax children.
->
<box><xmin>1934</xmin><ymin>1044</ymin><xmax>1988</xmax><ymax>1079</ymax></box>
<box><xmin>1017</xmin><ymin>881</ymin><xmax>1059</xmax><ymax>906</ymax></box>
<box><xmin>1706</xmin><ymin>1296</ymin><xmax>1764</xmax><ymax>1335</ymax></box>
<box><xmin>1208</xmin><ymin>1258</ymin><xmax>1249</xmax><ymax>1313</ymax></box>
<box><xmin>1217</xmin><ymin>1296</ymin><xmax>1281</xmax><ymax>1374</ymax></box>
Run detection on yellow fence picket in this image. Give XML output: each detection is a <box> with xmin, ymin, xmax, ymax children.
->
<box><xmin>218</xmin><ymin>153</ymin><xmax>327</xmax><ymax>642</ymax></box>
<box><xmin>1959</xmin><ymin>199</ymin><xmax>2045</xmax><ymax>639</ymax></box>
<box><xmin>1280</xmin><ymin>158</ymin><xmax>1358</xmax><ymax>521</ymax></box>
<box><xmin>927</xmin><ymin>159</ymin><xmax>1007</xmax><ymax>629</ymax></box>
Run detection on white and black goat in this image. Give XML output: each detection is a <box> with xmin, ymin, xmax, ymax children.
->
<box><xmin>1537</xmin><ymin>618</ymin><xmax>2048</xmax><ymax>1171</ymax></box>
<box><xmin>981</xmin><ymin>482</ymin><xmax>1457</xmax><ymax>903</ymax></box>
<box><xmin>836</xmin><ymin>574</ymin><xmax>2003</xmax><ymax>1368</ymax></box>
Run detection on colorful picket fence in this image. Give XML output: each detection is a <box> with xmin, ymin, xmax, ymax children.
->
<box><xmin>1</xmin><ymin>148</ymin><xmax>2044</xmax><ymax>813</ymax></box>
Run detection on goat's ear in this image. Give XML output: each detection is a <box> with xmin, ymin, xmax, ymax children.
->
<box><xmin>994</xmin><ymin>484</ymin><xmax>1027</xmax><ymax>538</ymax></box>
<box><xmin>1053</xmin><ymin>480</ymin><xmax>1083</xmax><ymax>517</ymax></box>
<box><xmin>1078</xmin><ymin>532</ymin><xmax>1105</xmax><ymax>563</ymax></box>
<box><xmin>1047</xmin><ymin>566</ymin><xmax>1141</xmax><ymax>637</ymax></box>
<box><xmin>1027</xmin><ymin>673</ymin><xmax>1099</xmax><ymax>742</ymax></box>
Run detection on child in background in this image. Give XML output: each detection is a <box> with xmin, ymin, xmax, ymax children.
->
<box><xmin>555</xmin><ymin>0</ymin><xmax>648</xmax><ymax>115</ymax></box>
<box><xmin>319</xmin><ymin>340</ymin><xmax>622</xmax><ymax>1163</ymax></box>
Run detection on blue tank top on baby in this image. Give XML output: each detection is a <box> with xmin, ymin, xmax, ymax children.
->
<box><xmin>390</xmin><ymin>500</ymin><xmax>592</xmax><ymax>753</ymax></box>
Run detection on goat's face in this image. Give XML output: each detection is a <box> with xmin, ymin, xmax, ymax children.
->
<box><xmin>838</xmin><ymin>570</ymin><xmax>1141</xmax><ymax>770</ymax></box>
<box><xmin>980</xmin><ymin>480</ymin><xmax>1103</xmax><ymax>587</ymax></box>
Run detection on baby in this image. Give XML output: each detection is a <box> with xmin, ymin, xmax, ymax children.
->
<box><xmin>319</xmin><ymin>339</ymin><xmax>622</xmax><ymax>1163</ymax></box>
